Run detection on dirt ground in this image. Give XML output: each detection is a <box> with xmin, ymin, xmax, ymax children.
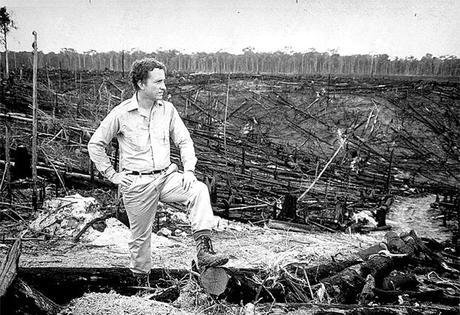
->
<box><xmin>1</xmin><ymin>194</ymin><xmax>455</xmax><ymax>315</ymax></box>
<box><xmin>12</xmin><ymin>194</ymin><xmax>452</xmax><ymax>272</ymax></box>
<box><xmin>387</xmin><ymin>194</ymin><xmax>452</xmax><ymax>241</ymax></box>
<box><xmin>17</xmin><ymin>218</ymin><xmax>376</xmax><ymax>270</ymax></box>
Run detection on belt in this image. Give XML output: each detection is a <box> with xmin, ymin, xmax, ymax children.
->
<box><xmin>126</xmin><ymin>165</ymin><xmax>170</xmax><ymax>175</ymax></box>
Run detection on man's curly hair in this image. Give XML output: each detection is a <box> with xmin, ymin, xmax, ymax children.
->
<box><xmin>130</xmin><ymin>58</ymin><xmax>166</xmax><ymax>91</ymax></box>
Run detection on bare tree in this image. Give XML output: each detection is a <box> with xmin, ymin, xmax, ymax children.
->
<box><xmin>0</xmin><ymin>6</ymin><xmax>16</xmax><ymax>79</ymax></box>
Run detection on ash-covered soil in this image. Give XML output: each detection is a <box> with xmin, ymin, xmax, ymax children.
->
<box><xmin>1</xmin><ymin>194</ymin><xmax>456</xmax><ymax>315</ymax></box>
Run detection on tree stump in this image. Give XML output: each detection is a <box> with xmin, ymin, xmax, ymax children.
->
<box><xmin>199</xmin><ymin>267</ymin><xmax>230</xmax><ymax>296</ymax></box>
<box><xmin>280</xmin><ymin>193</ymin><xmax>297</xmax><ymax>220</ymax></box>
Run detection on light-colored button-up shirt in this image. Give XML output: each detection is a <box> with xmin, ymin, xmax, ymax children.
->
<box><xmin>88</xmin><ymin>94</ymin><xmax>197</xmax><ymax>180</ymax></box>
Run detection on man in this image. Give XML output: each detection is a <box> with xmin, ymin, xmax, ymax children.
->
<box><xmin>88</xmin><ymin>58</ymin><xmax>229</xmax><ymax>288</ymax></box>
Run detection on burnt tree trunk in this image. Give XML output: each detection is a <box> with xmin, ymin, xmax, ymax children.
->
<box><xmin>4</xmin><ymin>278</ymin><xmax>62</xmax><ymax>315</ymax></box>
<box><xmin>314</xmin><ymin>230</ymin><xmax>423</xmax><ymax>303</ymax></box>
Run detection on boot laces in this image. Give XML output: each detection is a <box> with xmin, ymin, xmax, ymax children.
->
<box><xmin>198</xmin><ymin>236</ymin><xmax>216</xmax><ymax>254</ymax></box>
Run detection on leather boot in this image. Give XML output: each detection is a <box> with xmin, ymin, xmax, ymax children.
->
<box><xmin>195</xmin><ymin>235</ymin><xmax>229</xmax><ymax>269</ymax></box>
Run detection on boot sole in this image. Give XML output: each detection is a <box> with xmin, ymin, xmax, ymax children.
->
<box><xmin>199</xmin><ymin>257</ymin><xmax>229</xmax><ymax>269</ymax></box>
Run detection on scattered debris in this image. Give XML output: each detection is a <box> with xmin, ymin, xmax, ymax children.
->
<box><xmin>29</xmin><ymin>194</ymin><xmax>102</xmax><ymax>238</ymax></box>
<box><xmin>59</xmin><ymin>292</ymin><xmax>191</xmax><ymax>315</ymax></box>
<box><xmin>1</xmin><ymin>71</ymin><xmax>459</xmax><ymax>314</ymax></box>
<box><xmin>157</xmin><ymin>227</ymin><xmax>172</xmax><ymax>238</ymax></box>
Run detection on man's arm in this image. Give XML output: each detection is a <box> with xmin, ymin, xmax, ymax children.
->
<box><xmin>169</xmin><ymin>105</ymin><xmax>198</xmax><ymax>191</ymax></box>
<box><xmin>169</xmin><ymin>106</ymin><xmax>198</xmax><ymax>173</ymax></box>
<box><xmin>88</xmin><ymin>110</ymin><xmax>121</xmax><ymax>181</ymax></box>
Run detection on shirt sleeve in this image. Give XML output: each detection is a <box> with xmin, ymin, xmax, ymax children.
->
<box><xmin>169</xmin><ymin>105</ymin><xmax>197</xmax><ymax>172</ymax></box>
<box><xmin>87</xmin><ymin>109</ymin><xmax>120</xmax><ymax>180</ymax></box>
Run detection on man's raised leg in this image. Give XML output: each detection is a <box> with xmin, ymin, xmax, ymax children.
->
<box><xmin>159</xmin><ymin>171</ymin><xmax>229</xmax><ymax>269</ymax></box>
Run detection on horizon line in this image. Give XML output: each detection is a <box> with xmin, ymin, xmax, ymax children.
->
<box><xmin>4</xmin><ymin>49</ymin><xmax>458</xmax><ymax>60</ymax></box>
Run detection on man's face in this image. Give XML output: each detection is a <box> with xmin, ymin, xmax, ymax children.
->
<box><xmin>138</xmin><ymin>68</ymin><xmax>166</xmax><ymax>101</ymax></box>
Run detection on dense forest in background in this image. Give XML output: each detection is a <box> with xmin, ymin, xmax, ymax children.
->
<box><xmin>1</xmin><ymin>48</ymin><xmax>459</xmax><ymax>77</ymax></box>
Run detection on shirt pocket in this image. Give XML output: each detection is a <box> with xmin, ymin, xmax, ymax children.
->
<box><xmin>121</xmin><ymin>123</ymin><xmax>150</xmax><ymax>150</ymax></box>
<box><xmin>151</xmin><ymin>119</ymin><xmax>170</xmax><ymax>145</ymax></box>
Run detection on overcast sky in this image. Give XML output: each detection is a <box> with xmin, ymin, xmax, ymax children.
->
<box><xmin>3</xmin><ymin>0</ymin><xmax>460</xmax><ymax>58</ymax></box>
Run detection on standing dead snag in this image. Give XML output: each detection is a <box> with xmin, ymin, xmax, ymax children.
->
<box><xmin>0</xmin><ymin>6</ymin><xmax>16</xmax><ymax>80</ymax></box>
<box><xmin>3</xmin><ymin>122</ymin><xmax>11</xmax><ymax>202</ymax></box>
<box><xmin>31</xmin><ymin>31</ymin><xmax>39</xmax><ymax>211</ymax></box>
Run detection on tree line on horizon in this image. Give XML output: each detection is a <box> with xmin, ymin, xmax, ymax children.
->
<box><xmin>1</xmin><ymin>48</ymin><xmax>459</xmax><ymax>77</ymax></box>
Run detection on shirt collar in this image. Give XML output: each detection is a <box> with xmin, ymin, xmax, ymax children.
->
<box><xmin>126</xmin><ymin>94</ymin><xmax>139</xmax><ymax>112</ymax></box>
<box><xmin>126</xmin><ymin>93</ymin><xmax>164</xmax><ymax>116</ymax></box>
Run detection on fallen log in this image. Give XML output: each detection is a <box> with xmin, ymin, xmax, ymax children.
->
<box><xmin>268</xmin><ymin>219</ymin><xmax>312</xmax><ymax>233</ymax></box>
<box><xmin>373</xmin><ymin>288</ymin><xmax>459</xmax><ymax>306</ymax></box>
<box><xmin>360</xmin><ymin>255</ymin><xmax>395</xmax><ymax>285</ymax></box>
<box><xmin>18</xmin><ymin>267</ymin><xmax>188</xmax><ymax>304</ymax></box>
<box><xmin>18</xmin><ymin>265</ymin><xmax>278</xmax><ymax>305</ymax></box>
<box><xmin>381</xmin><ymin>271</ymin><xmax>418</xmax><ymax>290</ymax></box>
<box><xmin>0</xmin><ymin>160</ymin><xmax>112</xmax><ymax>188</ymax></box>
<box><xmin>314</xmin><ymin>264</ymin><xmax>366</xmax><ymax>303</ymax></box>
<box><xmin>407</xmin><ymin>230</ymin><xmax>450</xmax><ymax>271</ymax></box>
<box><xmin>0</xmin><ymin>236</ymin><xmax>63</xmax><ymax>315</ymax></box>
<box><xmin>0</xmin><ymin>238</ymin><xmax>21</xmax><ymax>297</ymax></box>
<box><xmin>73</xmin><ymin>212</ymin><xmax>115</xmax><ymax>242</ymax></box>
<box><xmin>285</xmin><ymin>260</ymin><xmax>362</xmax><ymax>284</ymax></box>
<box><xmin>313</xmin><ymin>230</ymin><xmax>459</xmax><ymax>306</ymax></box>
<box><xmin>314</xmin><ymin>231</ymin><xmax>419</xmax><ymax>303</ymax></box>
<box><xmin>308</xmin><ymin>219</ymin><xmax>338</xmax><ymax>232</ymax></box>
<box><xmin>358</xmin><ymin>274</ymin><xmax>375</xmax><ymax>305</ymax></box>
<box><xmin>257</xmin><ymin>302</ymin><xmax>460</xmax><ymax>315</ymax></box>
<box><xmin>356</xmin><ymin>243</ymin><xmax>387</xmax><ymax>260</ymax></box>
<box><xmin>360</xmin><ymin>225</ymin><xmax>392</xmax><ymax>233</ymax></box>
<box><xmin>6</xmin><ymin>278</ymin><xmax>62</xmax><ymax>315</ymax></box>
<box><xmin>386</xmin><ymin>231</ymin><xmax>417</xmax><ymax>256</ymax></box>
